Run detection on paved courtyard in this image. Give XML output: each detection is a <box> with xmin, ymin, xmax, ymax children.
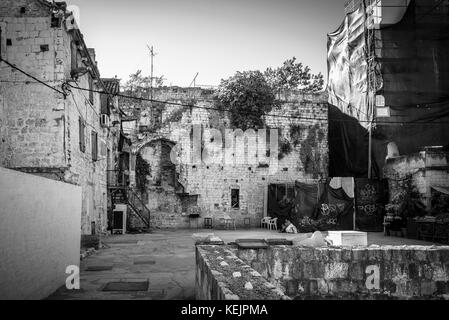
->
<box><xmin>48</xmin><ymin>229</ymin><xmax>440</xmax><ymax>300</ymax></box>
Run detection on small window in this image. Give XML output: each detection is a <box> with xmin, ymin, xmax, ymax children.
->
<box><xmin>79</xmin><ymin>117</ymin><xmax>86</xmax><ymax>152</ymax></box>
<box><xmin>231</xmin><ymin>189</ymin><xmax>240</xmax><ymax>209</ymax></box>
<box><xmin>71</xmin><ymin>41</ymin><xmax>77</xmax><ymax>71</ymax></box>
<box><xmin>91</xmin><ymin>130</ymin><xmax>98</xmax><ymax>161</ymax></box>
<box><xmin>40</xmin><ymin>44</ymin><xmax>49</xmax><ymax>52</ymax></box>
<box><xmin>6</xmin><ymin>39</ymin><xmax>12</xmax><ymax>46</ymax></box>
<box><xmin>88</xmin><ymin>75</ymin><xmax>94</xmax><ymax>104</ymax></box>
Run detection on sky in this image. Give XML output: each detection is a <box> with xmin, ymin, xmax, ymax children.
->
<box><xmin>67</xmin><ymin>0</ymin><xmax>348</xmax><ymax>86</ymax></box>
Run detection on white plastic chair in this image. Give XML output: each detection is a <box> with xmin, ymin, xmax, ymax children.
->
<box><xmin>261</xmin><ymin>217</ymin><xmax>271</xmax><ymax>229</ymax></box>
<box><xmin>268</xmin><ymin>217</ymin><xmax>278</xmax><ymax>231</ymax></box>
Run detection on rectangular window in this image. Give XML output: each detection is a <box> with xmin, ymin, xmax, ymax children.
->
<box><xmin>91</xmin><ymin>130</ymin><xmax>98</xmax><ymax>161</ymax></box>
<box><xmin>231</xmin><ymin>189</ymin><xmax>240</xmax><ymax>209</ymax></box>
<box><xmin>88</xmin><ymin>75</ymin><xmax>94</xmax><ymax>104</ymax></box>
<box><xmin>79</xmin><ymin>117</ymin><xmax>86</xmax><ymax>152</ymax></box>
<box><xmin>71</xmin><ymin>41</ymin><xmax>77</xmax><ymax>71</ymax></box>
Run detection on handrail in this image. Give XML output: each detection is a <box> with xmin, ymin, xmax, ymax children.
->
<box><xmin>126</xmin><ymin>188</ymin><xmax>151</xmax><ymax>228</ymax></box>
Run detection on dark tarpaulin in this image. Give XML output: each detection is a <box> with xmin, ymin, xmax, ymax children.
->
<box><xmin>267</xmin><ymin>184</ymin><xmax>293</xmax><ymax>220</ymax></box>
<box><xmin>328</xmin><ymin>104</ymin><xmax>385</xmax><ymax>178</ymax></box>
<box><xmin>317</xmin><ymin>185</ymin><xmax>355</xmax><ymax>230</ymax></box>
<box><xmin>354</xmin><ymin>178</ymin><xmax>386</xmax><ymax>232</ymax></box>
<box><xmin>293</xmin><ymin>181</ymin><xmax>324</xmax><ymax>221</ymax></box>
<box><xmin>327</xmin><ymin>0</ymin><xmax>449</xmax><ymax>177</ymax></box>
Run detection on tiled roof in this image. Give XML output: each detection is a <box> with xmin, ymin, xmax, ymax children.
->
<box><xmin>101</xmin><ymin>78</ymin><xmax>121</xmax><ymax>94</ymax></box>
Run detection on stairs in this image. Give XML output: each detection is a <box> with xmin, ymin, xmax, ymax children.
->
<box><xmin>111</xmin><ymin>188</ymin><xmax>151</xmax><ymax>229</ymax></box>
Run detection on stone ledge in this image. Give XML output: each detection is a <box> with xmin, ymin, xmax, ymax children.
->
<box><xmin>196</xmin><ymin>245</ymin><xmax>290</xmax><ymax>300</ymax></box>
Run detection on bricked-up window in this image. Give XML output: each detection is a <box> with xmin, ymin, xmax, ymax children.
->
<box><xmin>79</xmin><ymin>117</ymin><xmax>86</xmax><ymax>152</ymax></box>
<box><xmin>91</xmin><ymin>131</ymin><xmax>98</xmax><ymax>161</ymax></box>
<box><xmin>231</xmin><ymin>189</ymin><xmax>240</xmax><ymax>209</ymax></box>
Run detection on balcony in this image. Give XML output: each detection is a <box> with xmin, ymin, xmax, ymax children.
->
<box><xmin>107</xmin><ymin>170</ymin><xmax>129</xmax><ymax>189</ymax></box>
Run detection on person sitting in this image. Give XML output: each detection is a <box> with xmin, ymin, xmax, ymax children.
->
<box><xmin>280</xmin><ymin>219</ymin><xmax>298</xmax><ymax>234</ymax></box>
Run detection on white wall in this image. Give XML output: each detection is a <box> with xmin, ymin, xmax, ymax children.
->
<box><xmin>0</xmin><ymin>167</ymin><xmax>82</xmax><ymax>300</ymax></box>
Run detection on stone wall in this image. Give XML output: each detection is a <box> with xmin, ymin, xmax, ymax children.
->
<box><xmin>129</xmin><ymin>89</ymin><xmax>328</xmax><ymax>229</ymax></box>
<box><xmin>196</xmin><ymin>245</ymin><xmax>289</xmax><ymax>300</ymax></box>
<box><xmin>0</xmin><ymin>0</ymin><xmax>114</xmax><ymax>235</ymax></box>
<box><xmin>384</xmin><ymin>150</ymin><xmax>449</xmax><ymax>210</ymax></box>
<box><xmin>0</xmin><ymin>167</ymin><xmax>81</xmax><ymax>300</ymax></box>
<box><xmin>237</xmin><ymin>245</ymin><xmax>449</xmax><ymax>299</ymax></box>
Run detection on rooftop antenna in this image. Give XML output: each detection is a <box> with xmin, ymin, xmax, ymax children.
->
<box><xmin>146</xmin><ymin>45</ymin><xmax>157</xmax><ymax>99</ymax></box>
<box><xmin>189</xmin><ymin>72</ymin><xmax>199</xmax><ymax>88</ymax></box>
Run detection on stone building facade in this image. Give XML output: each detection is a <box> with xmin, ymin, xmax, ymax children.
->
<box><xmin>123</xmin><ymin>87</ymin><xmax>329</xmax><ymax>229</ymax></box>
<box><xmin>0</xmin><ymin>0</ymin><xmax>121</xmax><ymax>235</ymax></box>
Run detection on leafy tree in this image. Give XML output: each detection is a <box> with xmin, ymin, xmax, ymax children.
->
<box><xmin>264</xmin><ymin>57</ymin><xmax>324</xmax><ymax>94</ymax></box>
<box><xmin>123</xmin><ymin>70</ymin><xmax>165</xmax><ymax>93</ymax></box>
<box><xmin>215</xmin><ymin>71</ymin><xmax>276</xmax><ymax>130</ymax></box>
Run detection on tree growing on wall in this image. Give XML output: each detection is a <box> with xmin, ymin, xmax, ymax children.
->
<box><xmin>122</xmin><ymin>70</ymin><xmax>165</xmax><ymax>93</ymax></box>
<box><xmin>264</xmin><ymin>57</ymin><xmax>324</xmax><ymax>94</ymax></box>
<box><xmin>215</xmin><ymin>71</ymin><xmax>276</xmax><ymax>130</ymax></box>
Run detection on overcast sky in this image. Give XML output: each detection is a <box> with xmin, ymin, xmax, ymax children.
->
<box><xmin>67</xmin><ymin>0</ymin><xmax>348</xmax><ymax>86</ymax></box>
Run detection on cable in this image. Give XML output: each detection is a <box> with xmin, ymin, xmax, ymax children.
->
<box><xmin>66</xmin><ymin>83</ymin><xmax>449</xmax><ymax>125</ymax></box>
<box><xmin>0</xmin><ymin>58</ymin><xmax>66</xmax><ymax>97</ymax></box>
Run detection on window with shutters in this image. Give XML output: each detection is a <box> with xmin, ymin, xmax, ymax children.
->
<box><xmin>88</xmin><ymin>75</ymin><xmax>94</xmax><ymax>104</ymax></box>
<box><xmin>91</xmin><ymin>130</ymin><xmax>98</xmax><ymax>161</ymax></box>
<box><xmin>71</xmin><ymin>41</ymin><xmax>78</xmax><ymax>72</ymax></box>
<box><xmin>79</xmin><ymin>117</ymin><xmax>86</xmax><ymax>152</ymax></box>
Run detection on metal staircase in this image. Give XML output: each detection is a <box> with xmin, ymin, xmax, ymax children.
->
<box><xmin>108</xmin><ymin>170</ymin><xmax>151</xmax><ymax>229</ymax></box>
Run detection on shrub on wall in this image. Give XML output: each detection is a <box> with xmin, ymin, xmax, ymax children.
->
<box><xmin>215</xmin><ymin>71</ymin><xmax>276</xmax><ymax>130</ymax></box>
<box><xmin>135</xmin><ymin>153</ymin><xmax>151</xmax><ymax>194</ymax></box>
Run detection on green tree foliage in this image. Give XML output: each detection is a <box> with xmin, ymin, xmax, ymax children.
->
<box><xmin>216</xmin><ymin>71</ymin><xmax>276</xmax><ymax>130</ymax></box>
<box><xmin>264</xmin><ymin>57</ymin><xmax>324</xmax><ymax>93</ymax></box>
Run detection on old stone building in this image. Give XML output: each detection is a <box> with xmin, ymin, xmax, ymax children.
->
<box><xmin>0</xmin><ymin>0</ymin><xmax>121</xmax><ymax>235</ymax></box>
<box><xmin>121</xmin><ymin>87</ymin><xmax>329</xmax><ymax>229</ymax></box>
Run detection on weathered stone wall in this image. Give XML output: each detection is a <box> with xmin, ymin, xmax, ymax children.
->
<box><xmin>0</xmin><ymin>0</ymin><xmax>112</xmax><ymax>235</ymax></box>
<box><xmin>131</xmin><ymin>89</ymin><xmax>328</xmax><ymax>229</ymax></box>
<box><xmin>196</xmin><ymin>245</ymin><xmax>289</xmax><ymax>300</ymax></box>
<box><xmin>237</xmin><ymin>245</ymin><xmax>449</xmax><ymax>299</ymax></box>
<box><xmin>384</xmin><ymin>151</ymin><xmax>449</xmax><ymax>210</ymax></box>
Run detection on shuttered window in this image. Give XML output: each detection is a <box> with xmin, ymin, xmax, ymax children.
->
<box><xmin>91</xmin><ymin>130</ymin><xmax>98</xmax><ymax>161</ymax></box>
<box><xmin>79</xmin><ymin>117</ymin><xmax>86</xmax><ymax>152</ymax></box>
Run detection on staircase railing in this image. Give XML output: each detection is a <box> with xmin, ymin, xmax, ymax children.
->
<box><xmin>126</xmin><ymin>188</ymin><xmax>151</xmax><ymax>228</ymax></box>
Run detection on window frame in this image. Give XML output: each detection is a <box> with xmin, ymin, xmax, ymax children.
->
<box><xmin>79</xmin><ymin>116</ymin><xmax>86</xmax><ymax>153</ymax></box>
<box><xmin>231</xmin><ymin>188</ymin><xmax>240</xmax><ymax>209</ymax></box>
<box><xmin>91</xmin><ymin>130</ymin><xmax>98</xmax><ymax>161</ymax></box>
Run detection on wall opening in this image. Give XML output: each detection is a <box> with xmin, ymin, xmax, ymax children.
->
<box><xmin>231</xmin><ymin>189</ymin><xmax>240</xmax><ymax>209</ymax></box>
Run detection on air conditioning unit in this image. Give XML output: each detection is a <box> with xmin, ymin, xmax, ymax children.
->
<box><xmin>100</xmin><ymin>114</ymin><xmax>110</xmax><ymax>127</ymax></box>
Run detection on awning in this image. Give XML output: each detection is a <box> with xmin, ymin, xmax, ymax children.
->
<box><xmin>431</xmin><ymin>186</ymin><xmax>449</xmax><ymax>196</ymax></box>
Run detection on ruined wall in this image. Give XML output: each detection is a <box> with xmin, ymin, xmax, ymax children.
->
<box><xmin>132</xmin><ymin>90</ymin><xmax>328</xmax><ymax>229</ymax></box>
<box><xmin>0</xmin><ymin>0</ymin><xmax>110</xmax><ymax>235</ymax></box>
<box><xmin>237</xmin><ymin>245</ymin><xmax>449</xmax><ymax>299</ymax></box>
<box><xmin>383</xmin><ymin>151</ymin><xmax>449</xmax><ymax>210</ymax></box>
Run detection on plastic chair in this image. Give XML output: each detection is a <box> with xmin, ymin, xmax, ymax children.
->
<box><xmin>261</xmin><ymin>217</ymin><xmax>271</xmax><ymax>229</ymax></box>
<box><xmin>268</xmin><ymin>217</ymin><xmax>278</xmax><ymax>231</ymax></box>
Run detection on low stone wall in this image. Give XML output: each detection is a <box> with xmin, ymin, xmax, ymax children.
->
<box><xmin>237</xmin><ymin>245</ymin><xmax>449</xmax><ymax>299</ymax></box>
<box><xmin>195</xmin><ymin>245</ymin><xmax>290</xmax><ymax>300</ymax></box>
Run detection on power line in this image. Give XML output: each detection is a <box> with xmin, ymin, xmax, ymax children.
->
<box><xmin>0</xmin><ymin>58</ymin><xmax>67</xmax><ymax>97</ymax></box>
<box><xmin>65</xmin><ymin>83</ymin><xmax>449</xmax><ymax>125</ymax></box>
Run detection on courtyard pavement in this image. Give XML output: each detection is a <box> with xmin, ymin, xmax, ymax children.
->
<box><xmin>47</xmin><ymin>229</ymin><xmax>440</xmax><ymax>300</ymax></box>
